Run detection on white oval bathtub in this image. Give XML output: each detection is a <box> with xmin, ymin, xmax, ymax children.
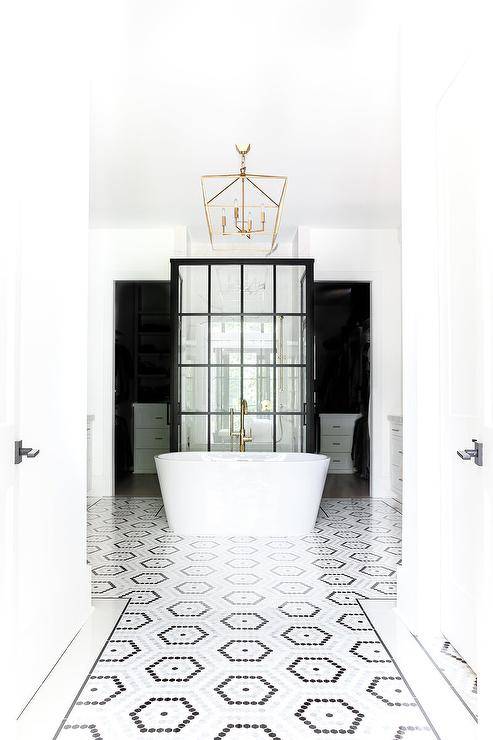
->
<box><xmin>155</xmin><ymin>451</ymin><xmax>330</xmax><ymax>536</ymax></box>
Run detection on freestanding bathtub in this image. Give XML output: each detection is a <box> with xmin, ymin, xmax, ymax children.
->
<box><xmin>154</xmin><ymin>451</ymin><xmax>330</xmax><ymax>536</ymax></box>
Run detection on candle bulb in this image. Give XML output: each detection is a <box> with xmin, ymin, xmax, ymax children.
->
<box><xmin>248</xmin><ymin>211</ymin><xmax>253</xmax><ymax>232</ymax></box>
<box><xmin>261</xmin><ymin>208</ymin><xmax>265</xmax><ymax>224</ymax></box>
<box><xmin>221</xmin><ymin>208</ymin><xmax>226</xmax><ymax>230</ymax></box>
<box><xmin>234</xmin><ymin>199</ymin><xmax>239</xmax><ymax>220</ymax></box>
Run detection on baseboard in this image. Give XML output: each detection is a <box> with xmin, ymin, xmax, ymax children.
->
<box><xmin>370</xmin><ymin>473</ymin><xmax>392</xmax><ymax>497</ymax></box>
<box><xmin>361</xmin><ymin>600</ymin><xmax>477</xmax><ymax>740</ymax></box>
<box><xmin>17</xmin><ymin>598</ymin><xmax>127</xmax><ymax>740</ymax></box>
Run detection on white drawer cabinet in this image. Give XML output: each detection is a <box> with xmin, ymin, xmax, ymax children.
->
<box><xmin>388</xmin><ymin>415</ymin><xmax>403</xmax><ymax>495</ymax></box>
<box><xmin>319</xmin><ymin>413</ymin><xmax>360</xmax><ymax>474</ymax></box>
<box><xmin>136</xmin><ymin>427</ymin><xmax>170</xmax><ymax>449</ymax></box>
<box><xmin>320</xmin><ymin>414</ymin><xmax>359</xmax><ymax>437</ymax></box>
<box><xmin>133</xmin><ymin>403</ymin><xmax>169</xmax><ymax>473</ymax></box>
<box><xmin>320</xmin><ymin>435</ymin><xmax>352</xmax><ymax>454</ymax></box>
<box><xmin>134</xmin><ymin>403</ymin><xmax>167</xmax><ymax>428</ymax></box>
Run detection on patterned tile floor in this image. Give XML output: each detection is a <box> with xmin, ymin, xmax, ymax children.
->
<box><xmin>57</xmin><ymin>496</ymin><xmax>437</xmax><ymax>739</ymax></box>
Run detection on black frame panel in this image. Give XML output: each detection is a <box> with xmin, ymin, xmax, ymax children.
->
<box><xmin>170</xmin><ymin>258</ymin><xmax>315</xmax><ymax>452</ymax></box>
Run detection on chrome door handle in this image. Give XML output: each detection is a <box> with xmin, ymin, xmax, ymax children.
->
<box><xmin>457</xmin><ymin>439</ymin><xmax>483</xmax><ymax>466</ymax></box>
<box><xmin>14</xmin><ymin>440</ymin><xmax>40</xmax><ymax>464</ymax></box>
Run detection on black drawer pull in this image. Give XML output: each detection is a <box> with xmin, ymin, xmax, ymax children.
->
<box><xmin>332</xmin><ymin>442</ymin><xmax>341</xmax><ymax>446</ymax></box>
<box><xmin>392</xmin><ymin>428</ymin><xmax>400</xmax><ymax>432</ymax></box>
<box><xmin>332</xmin><ymin>425</ymin><xmax>341</xmax><ymax>428</ymax></box>
<box><xmin>155</xmin><ymin>416</ymin><xmax>163</xmax><ymax>420</ymax></box>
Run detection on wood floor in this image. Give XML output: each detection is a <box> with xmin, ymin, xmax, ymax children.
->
<box><xmin>322</xmin><ymin>472</ymin><xmax>369</xmax><ymax>498</ymax></box>
<box><xmin>116</xmin><ymin>473</ymin><xmax>161</xmax><ymax>497</ymax></box>
<box><xmin>116</xmin><ymin>472</ymin><xmax>369</xmax><ymax>498</ymax></box>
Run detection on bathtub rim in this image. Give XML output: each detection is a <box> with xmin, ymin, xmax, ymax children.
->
<box><xmin>155</xmin><ymin>451</ymin><xmax>330</xmax><ymax>463</ymax></box>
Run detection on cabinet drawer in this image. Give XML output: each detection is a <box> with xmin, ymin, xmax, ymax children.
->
<box><xmin>134</xmin><ymin>448</ymin><xmax>163</xmax><ymax>473</ymax></box>
<box><xmin>320</xmin><ymin>435</ymin><xmax>352</xmax><ymax>454</ymax></box>
<box><xmin>320</xmin><ymin>415</ymin><xmax>359</xmax><ymax>436</ymax></box>
<box><xmin>390</xmin><ymin>422</ymin><xmax>403</xmax><ymax>438</ymax></box>
<box><xmin>391</xmin><ymin>463</ymin><xmax>403</xmax><ymax>491</ymax></box>
<box><xmin>135</xmin><ymin>427</ymin><xmax>170</xmax><ymax>449</ymax></box>
<box><xmin>391</xmin><ymin>450</ymin><xmax>403</xmax><ymax>468</ymax></box>
<box><xmin>134</xmin><ymin>403</ymin><xmax>168</xmax><ymax>428</ymax></box>
<box><xmin>391</xmin><ymin>437</ymin><xmax>403</xmax><ymax>467</ymax></box>
<box><xmin>391</xmin><ymin>435</ymin><xmax>403</xmax><ymax>455</ymax></box>
<box><xmin>328</xmin><ymin>452</ymin><xmax>353</xmax><ymax>471</ymax></box>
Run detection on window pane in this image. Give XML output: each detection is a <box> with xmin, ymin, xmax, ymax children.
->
<box><xmin>244</xmin><ymin>265</ymin><xmax>273</xmax><ymax>313</ymax></box>
<box><xmin>210</xmin><ymin>367</ymin><xmax>241</xmax><ymax>412</ymax></box>
<box><xmin>243</xmin><ymin>316</ymin><xmax>273</xmax><ymax>364</ymax></box>
<box><xmin>210</xmin><ymin>317</ymin><xmax>241</xmax><ymax>365</ymax></box>
<box><xmin>277</xmin><ymin>366</ymin><xmax>302</xmax><ymax>412</ymax></box>
<box><xmin>211</xmin><ymin>265</ymin><xmax>240</xmax><ymax>313</ymax></box>
<box><xmin>275</xmin><ymin>415</ymin><xmax>303</xmax><ymax>452</ymax></box>
<box><xmin>243</xmin><ymin>366</ymin><xmax>273</xmax><ymax>413</ymax></box>
<box><xmin>248</xmin><ymin>415</ymin><xmax>273</xmax><ymax>451</ymax></box>
<box><xmin>180</xmin><ymin>367</ymin><xmax>208</xmax><ymax>411</ymax></box>
<box><xmin>179</xmin><ymin>265</ymin><xmax>208</xmax><ymax>313</ymax></box>
<box><xmin>275</xmin><ymin>265</ymin><xmax>305</xmax><ymax>313</ymax></box>
<box><xmin>181</xmin><ymin>315</ymin><xmax>208</xmax><ymax>364</ymax></box>
<box><xmin>276</xmin><ymin>315</ymin><xmax>302</xmax><ymax>364</ymax></box>
<box><xmin>210</xmin><ymin>415</ymin><xmax>234</xmax><ymax>451</ymax></box>
<box><xmin>181</xmin><ymin>415</ymin><xmax>207</xmax><ymax>451</ymax></box>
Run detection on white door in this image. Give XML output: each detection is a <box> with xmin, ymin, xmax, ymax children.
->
<box><xmin>0</xmin><ymin>209</ymin><xmax>19</xmax><ymax>738</ymax></box>
<box><xmin>437</xmin><ymin>50</ymin><xmax>493</xmax><ymax>679</ymax></box>
<box><xmin>0</xmin><ymin>0</ymin><xmax>91</xmax><ymax>720</ymax></box>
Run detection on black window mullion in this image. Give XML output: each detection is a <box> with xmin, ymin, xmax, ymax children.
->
<box><xmin>240</xmin><ymin>264</ymin><xmax>244</xmax><ymax>413</ymax></box>
<box><xmin>207</xmin><ymin>265</ymin><xmax>211</xmax><ymax>452</ymax></box>
<box><xmin>273</xmin><ymin>265</ymin><xmax>277</xmax><ymax>452</ymax></box>
<box><xmin>170</xmin><ymin>258</ymin><xmax>315</xmax><ymax>454</ymax></box>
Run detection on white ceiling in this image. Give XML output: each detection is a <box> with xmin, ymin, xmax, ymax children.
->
<box><xmin>90</xmin><ymin>0</ymin><xmax>401</xmax><ymax>239</ymax></box>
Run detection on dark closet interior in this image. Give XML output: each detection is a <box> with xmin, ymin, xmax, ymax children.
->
<box><xmin>314</xmin><ymin>282</ymin><xmax>371</xmax><ymax>494</ymax></box>
<box><xmin>114</xmin><ymin>281</ymin><xmax>171</xmax><ymax>495</ymax></box>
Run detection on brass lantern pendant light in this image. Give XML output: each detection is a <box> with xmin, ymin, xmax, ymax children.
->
<box><xmin>201</xmin><ymin>144</ymin><xmax>287</xmax><ymax>253</ymax></box>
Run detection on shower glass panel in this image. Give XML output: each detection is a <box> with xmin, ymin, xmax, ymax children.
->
<box><xmin>171</xmin><ymin>260</ymin><xmax>314</xmax><ymax>452</ymax></box>
<box><xmin>243</xmin><ymin>366</ymin><xmax>273</xmax><ymax>413</ymax></box>
<box><xmin>210</xmin><ymin>264</ymin><xmax>241</xmax><ymax>313</ymax></box>
<box><xmin>210</xmin><ymin>366</ymin><xmax>241</xmax><ymax>412</ymax></box>
<box><xmin>179</xmin><ymin>264</ymin><xmax>208</xmax><ymax>313</ymax></box>
<box><xmin>243</xmin><ymin>264</ymin><xmax>273</xmax><ymax>313</ymax></box>
<box><xmin>210</xmin><ymin>317</ymin><xmax>241</xmax><ymax>364</ymax></box>
<box><xmin>243</xmin><ymin>316</ymin><xmax>274</xmax><ymax>364</ymax></box>
<box><xmin>180</xmin><ymin>366</ymin><xmax>208</xmax><ymax>412</ymax></box>
<box><xmin>181</xmin><ymin>315</ymin><xmax>208</xmax><ymax>364</ymax></box>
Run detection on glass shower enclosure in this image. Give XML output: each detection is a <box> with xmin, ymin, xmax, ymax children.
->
<box><xmin>170</xmin><ymin>259</ymin><xmax>315</xmax><ymax>453</ymax></box>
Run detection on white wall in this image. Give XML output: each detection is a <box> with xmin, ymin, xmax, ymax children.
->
<box><xmin>88</xmin><ymin>227</ymin><xmax>186</xmax><ymax>496</ymax></box>
<box><xmin>299</xmin><ymin>227</ymin><xmax>402</xmax><ymax>497</ymax></box>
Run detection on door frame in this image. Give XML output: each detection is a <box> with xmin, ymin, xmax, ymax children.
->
<box><xmin>313</xmin><ymin>280</ymin><xmax>372</xmax><ymax>494</ymax></box>
<box><xmin>112</xmin><ymin>279</ymin><xmax>171</xmax><ymax>495</ymax></box>
<box><xmin>169</xmin><ymin>258</ymin><xmax>315</xmax><ymax>453</ymax></box>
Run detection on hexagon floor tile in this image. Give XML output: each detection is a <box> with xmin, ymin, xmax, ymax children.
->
<box><xmin>56</xmin><ymin>496</ymin><xmax>443</xmax><ymax>738</ymax></box>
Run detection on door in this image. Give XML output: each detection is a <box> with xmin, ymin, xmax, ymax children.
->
<box><xmin>0</xmin><ymin>0</ymin><xmax>91</xmax><ymax>717</ymax></box>
<box><xmin>0</xmin><ymin>223</ymin><xmax>18</xmax><ymax>735</ymax></box>
<box><xmin>437</xmin><ymin>51</ymin><xmax>493</xmax><ymax>675</ymax></box>
<box><xmin>170</xmin><ymin>260</ymin><xmax>315</xmax><ymax>453</ymax></box>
